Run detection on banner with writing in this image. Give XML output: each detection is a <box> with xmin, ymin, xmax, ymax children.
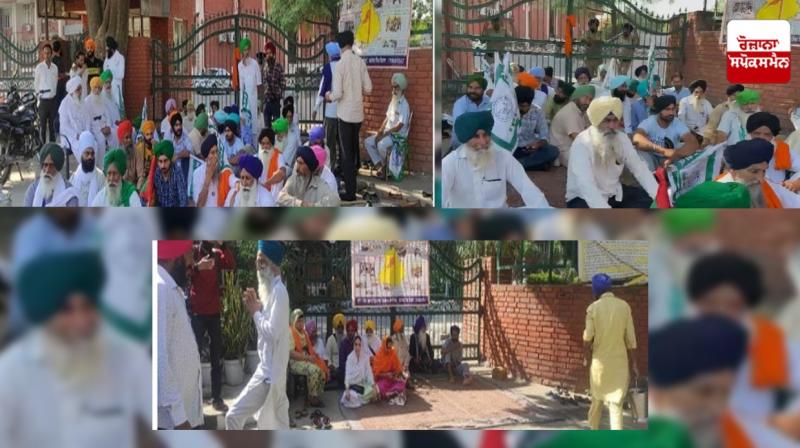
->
<box><xmin>351</xmin><ymin>241</ymin><xmax>429</xmax><ymax>308</ymax></box>
<box><xmin>721</xmin><ymin>0</ymin><xmax>800</xmax><ymax>45</ymax></box>
<box><xmin>578</xmin><ymin>241</ymin><xmax>649</xmax><ymax>282</ymax></box>
<box><xmin>667</xmin><ymin>143</ymin><xmax>726</xmax><ymax>201</ymax></box>
<box><xmin>339</xmin><ymin>0</ymin><xmax>412</xmax><ymax>67</ymax></box>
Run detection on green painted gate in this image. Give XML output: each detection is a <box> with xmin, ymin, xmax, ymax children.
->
<box><xmin>0</xmin><ymin>34</ymin><xmax>85</xmax><ymax>97</ymax></box>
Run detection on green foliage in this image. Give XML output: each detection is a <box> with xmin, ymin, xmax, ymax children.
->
<box><xmin>234</xmin><ymin>241</ymin><xmax>258</xmax><ymax>291</ymax></box>
<box><xmin>525</xmin><ymin>268</ymin><xmax>579</xmax><ymax>285</ymax></box>
<box><xmin>220</xmin><ymin>271</ymin><xmax>253</xmax><ymax>360</ymax></box>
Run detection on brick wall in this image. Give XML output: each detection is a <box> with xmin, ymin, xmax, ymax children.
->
<box><xmin>359</xmin><ymin>48</ymin><xmax>433</xmax><ymax>174</ymax></box>
<box><xmin>124</xmin><ymin>37</ymin><xmax>154</xmax><ymax>120</ymax></box>
<box><xmin>671</xmin><ymin>11</ymin><xmax>800</xmax><ymax>135</ymax></box>
<box><xmin>479</xmin><ymin>258</ymin><xmax>648</xmax><ymax>392</ymax></box>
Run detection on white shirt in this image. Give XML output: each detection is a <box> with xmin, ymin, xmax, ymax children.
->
<box><xmin>717</xmin><ymin>173</ymin><xmax>800</xmax><ymax>208</ymax></box>
<box><xmin>83</xmin><ymin>94</ymin><xmax>114</xmax><ymax>160</ymax></box>
<box><xmin>566</xmin><ymin>128</ymin><xmax>659</xmax><ymax>208</ymax></box>
<box><xmin>252</xmin><ymin>275</ymin><xmax>291</xmax><ymax>384</ymax></box>
<box><xmin>58</xmin><ymin>94</ymin><xmax>87</xmax><ymax>150</ymax></box>
<box><xmin>321</xmin><ymin>165</ymin><xmax>338</xmax><ymax>193</ymax></box>
<box><xmin>330</xmin><ymin>48</ymin><xmax>372</xmax><ymax>123</ymax></box>
<box><xmin>718</xmin><ymin>109</ymin><xmax>748</xmax><ymax>146</ymax></box>
<box><xmin>34</xmin><ymin>61</ymin><xmax>58</xmax><ymax>100</ymax></box>
<box><xmin>384</xmin><ymin>96</ymin><xmax>411</xmax><ymax>136</ymax></box>
<box><xmin>156</xmin><ymin>265</ymin><xmax>203</xmax><ymax>429</ymax></box>
<box><xmin>225</xmin><ymin>183</ymin><xmax>276</xmax><ymax>207</ymax></box>
<box><xmin>442</xmin><ymin>144</ymin><xmax>551</xmax><ymax>208</ymax></box>
<box><xmin>678</xmin><ymin>96</ymin><xmax>713</xmax><ymax>133</ymax></box>
<box><xmin>90</xmin><ymin>187</ymin><xmax>143</xmax><ymax>207</ymax></box>
<box><xmin>623</xmin><ymin>96</ymin><xmax>633</xmax><ymax>134</ymax></box>
<box><xmin>237</xmin><ymin>57</ymin><xmax>262</xmax><ymax>118</ymax></box>
<box><xmin>191</xmin><ymin>163</ymin><xmax>235</xmax><ymax>207</ymax></box>
<box><xmin>533</xmin><ymin>89</ymin><xmax>548</xmax><ymax>110</ymax></box>
<box><xmin>767</xmin><ymin>142</ymin><xmax>800</xmax><ymax>184</ymax></box>
<box><xmin>69</xmin><ymin>167</ymin><xmax>105</xmax><ymax>207</ymax></box>
<box><xmin>102</xmin><ymin>50</ymin><xmax>125</xmax><ymax>109</ymax></box>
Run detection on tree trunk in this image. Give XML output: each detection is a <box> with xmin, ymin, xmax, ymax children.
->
<box><xmin>85</xmin><ymin>0</ymin><xmax>131</xmax><ymax>53</ymax></box>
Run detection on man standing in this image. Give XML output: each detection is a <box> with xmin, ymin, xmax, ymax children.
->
<box><xmin>327</xmin><ymin>30</ymin><xmax>373</xmax><ymax>202</ymax></box>
<box><xmin>157</xmin><ymin>240</ymin><xmax>204</xmax><ymax>429</ymax></box>
<box><xmin>83</xmin><ymin>76</ymin><xmax>114</xmax><ymax>160</ymax></box>
<box><xmin>583</xmin><ymin>18</ymin><xmax>604</xmax><ymax>76</ymax></box>
<box><xmin>24</xmin><ymin>143</ymin><xmax>79</xmax><ymax>207</ymax></box>
<box><xmin>316</xmin><ymin>41</ymin><xmax>341</xmax><ymax>174</ymax></box>
<box><xmin>716</xmin><ymin>89</ymin><xmax>761</xmax><ymax>146</ymax></box>
<box><xmin>550</xmin><ymin>85</ymin><xmax>594</xmax><ymax>167</ymax></box>
<box><xmin>34</xmin><ymin>43</ymin><xmax>59</xmax><ymax>143</ymax></box>
<box><xmin>102</xmin><ymin>36</ymin><xmax>125</xmax><ymax>113</ymax></box>
<box><xmin>277</xmin><ymin>146</ymin><xmax>341</xmax><ymax>207</ymax></box>
<box><xmin>677</xmin><ymin>80</ymin><xmax>713</xmax><ymax>138</ymax></box>
<box><xmin>69</xmin><ymin>51</ymin><xmax>89</xmax><ymax>101</ymax></box>
<box><xmin>91</xmin><ymin>149</ymin><xmax>143</xmax><ymax>207</ymax></box>
<box><xmin>566</xmin><ymin>97</ymin><xmax>658</xmax><ymax>208</ymax></box>
<box><xmin>514</xmin><ymin>86</ymin><xmax>559</xmax><ymax>171</ymax></box>
<box><xmin>481</xmin><ymin>15</ymin><xmax>513</xmax><ymax>55</ymax></box>
<box><xmin>262</xmin><ymin>41</ymin><xmax>285</xmax><ymax>128</ymax></box>
<box><xmin>616</xmin><ymin>23</ymin><xmax>638</xmax><ymax>76</ymax></box>
<box><xmin>146</xmin><ymin>140</ymin><xmax>188</xmax><ymax>207</ymax></box>
<box><xmin>632</xmin><ymin>95</ymin><xmax>699</xmax><ymax>171</ymax></box>
<box><xmin>327</xmin><ymin>313</ymin><xmax>346</xmax><ymax>386</ymax></box>
<box><xmin>238</xmin><ymin>38</ymin><xmax>262</xmax><ymax>130</ymax></box>
<box><xmin>83</xmin><ymin>38</ymin><xmax>103</xmax><ymax>87</ymax></box>
<box><xmin>58</xmin><ymin>77</ymin><xmax>87</xmax><ymax>155</ymax></box>
<box><xmin>703</xmin><ymin>84</ymin><xmax>744</xmax><ymax>144</ymax></box>
<box><xmin>226</xmin><ymin>155</ymin><xmax>275</xmax><ymax>206</ymax></box>
<box><xmin>365</xmin><ymin>73</ymin><xmax>411</xmax><ymax>176</ymax></box>
<box><xmin>189</xmin><ymin>242</ymin><xmax>236</xmax><ymax>414</ymax></box>
<box><xmin>451</xmin><ymin>75</ymin><xmax>491</xmax><ymax>149</ymax></box>
<box><xmin>166</xmin><ymin>113</ymin><xmax>194</xmax><ymax>181</ymax></box>
<box><xmin>441</xmin><ymin>111</ymin><xmax>550</xmax><ymax>208</ymax></box>
<box><xmin>747</xmin><ymin>112</ymin><xmax>800</xmax><ymax>191</ymax></box>
<box><xmin>69</xmin><ymin>131</ymin><xmax>105</xmax><ymax>206</ymax></box>
<box><xmin>715</xmin><ymin>139</ymin><xmax>800</xmax><ymax>208</ymax></box>
<box><xmin>226</xmin><ymin>241</ymin><xmax>291</xmax><ymax>430</ymax></box>
<box><xmin>583</xmin><ymin>273</ymin><xmax>638</xmax><ymax>430</ymax></box>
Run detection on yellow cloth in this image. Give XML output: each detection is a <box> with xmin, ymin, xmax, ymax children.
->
<box><xmin>333</xmin><ymin>313</ymin><xmax>345</xmax><ymax>328</ymax></box>
<box><xmin>588</xmin><ymin>399</ymin><xmax>624</xmax><ymax>430</ymax></box>
<box><xmin>356</xmin><ymin>0</ymin><xmax>381</xmax><ymax>45</ymax></box>
<box><xmin>379</xmin><ymin>246</ymin><xmax>404</xmax><ymax>287</ymax></box>
<box><xmin>365</xmin><ymin>319</ymin><xmax>376</xmax><ymax>332</ymax></box>
<box><xmin>583</xmin><ymin>292</ymin><xmax>637</xmax><ymax>404</ymax></box>
<box><xmin>587</xmin><ymin>97</ymin><xmax>623</xmax><ymax>127</ymax></box>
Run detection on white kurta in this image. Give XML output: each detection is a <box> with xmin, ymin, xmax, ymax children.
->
<box><xmin>441</xmin><ymin>145</ymin><xmax>551</xmax><ymax>208</ymax></box>
<box><xmin>678</xmin><ymin>96</ymin><xmax>713</xmax><ymax>133</ymax></box>
<box><xmin>566</xmin><ymin>128</ymin><xmax>659</xmax><ymax>208</ymax></box>
<box><xmin>341</xmin><ymin>350</ymin><xmax>375</xmax><ymax>408</ymax></box>
<box><xmin>103</xmin><ymin>51</ymin><xmax>125</xmax><ymax>111</ymax></box>
<box><xmin>225</xmin><ymin>183</ymin><xmax>276</xmax><ymax>206</ymax></box>
<box><xmin>0</xmin><ymin>327</ymin><xmax>220</xmax><ymax>448</ymax></box>
<box><xmin>90</xmin><ymin>188</ymin><xmax>143</xmax><ymax>207</ymax></box>
<box><xmin>717</xmin><ymin>173</ymin><xmax>800</xmax><ymax>208</ymax></box>
<box><xmin>69</xmin><ymin>167</ymin><xmax>105</xmax><ymax>206</ymax></box>
<box><xmin>238</xmin><ymin>57</ymin><xmax>262</xmax><ymax>126</ymax></box>
<box><xmin>254</xmin><ymin>275</ymin><xmax>291</xmax><ymax>429</ymax></box>
<box><xmin>83</xmin><ymin>94</ymin><xmax>114</xmax><ymax>160</ymax></box>
<box><xmin>58</xmin><ymin>95</ymin><xmax>86</xmax><ymax>152</ymax></box>
<box><xmin>766</xmin><ymin>142</ymin><xmax>800</xmax><ymax>185</ymax></box>
<box><xmin>156</xmin><ymin>265</ymin><xmax>203</xmax><ymax>429</ymax></box>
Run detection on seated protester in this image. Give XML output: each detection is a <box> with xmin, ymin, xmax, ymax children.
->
<box><xmin>589</xmin><ymin>65</ymin><xmax>610</xmax><ymax>99</ymax></box>
<box><xmin>308</xmin><ymin>125</ymin><xmax>331</xmax><ymax>168</ymax></box>
<box><xmin>100</xmin><ymin>71</ymin><xmax>122</xmax><ymax>138</ymax></box>
<box><xmin>284</xmin><ymin>107</ymin><xmax>302</xmax><ymax>165</ymax></box>
<box><xmin>632</xmin><ymin>95</ymin><xmax>700</xmax><ymax>172</ymax></box>
<box><xmin>633</xmin><ymin>64</ymin><xmax>648</xmax><ymax>82</ymax></box>
<box><xmin>327</xmin><ymin>313</ymin><xmax>346</xmax><ymax>381</ymax></box>
<box><xmin>409</xmin><ymin>315</ymin><xmax>437</xmax><ymax>374</ymax></box>
<box><xmin>272</xmin><ymin>117</ymin><xmax>298</xmax><ymax>175</ymax></box>
<box><xmin>530</xmin><ymin>66</ymin><xmax>553</xmax><ymax>98</ymax></box>
<box><xmin>574</xmin><ymin>66</ymin><xmax>592</xmax><ymax>86</ymax></box>
<box><xmin>83</xmin><ymin>76</ymin><xmax>114</xmax><ymax>161</ymax></box>
<box><xmin>91</xmin><ymin>148</ymin><xmax>143</xmax><ymax>207</ymax></box>
<box><xmin>441</xmin><ymin>325</ymin><xmax>473</xmax><ymax>386</ymax></box>
<box><xmin>289</xmin><ymin>309</ymin><xmax>329</xmax><ymax>407</ymax></box>
<box><xmin>629</xmin><ymin>81</ymin><xmax>653</xmax><ymax>132</ymax></box>
<box><xmin>566</xmin><ymin>97</ymin><xmax>658</xmax><ymax>208</ymax></box>
<box><xmin>118</xmin><ymin>120</ymin><xmax>138</xmax><ymax>186</ymax></box>
<box><xmin>372</xmin><ymin>336</ymin><xmax>408</xmax><ymax>406</ymax></box>
<box><xmin>672</xmin><ymin>181</ymin><xmax>751</xmax><ymax>208</ymax></box>
<box><xmin>513</xmin><ymin>86</ymin><xmax>559</xmax><ymax>171</ymax></box>
<box><xmin>225</xmin><ymin>154</ymin><xmax>275</xmax><ymax>207</ymax></box>
<box><xmin>551</xmin><ymin>85</ymin><xmax>594</xmax><ymax>167</ymax></box>
<box><xmin>363</xmin><ymin>320</ymin><xmax>382</xmax><ymax>360</ymax></box>
<box><xmin>342</xmin><ymin>335</ymin><xmax>377</xmax><ymax>409</ymax></box>
<box><xmin>25</xmin><ymin>143</ymin><xmax>79</xmax><ymax>207</ymax></box>
<box><xmin>160</xmin><ymin>98</ymin><xmax>178</xmax><ymax>138</ymax></box>
<box><xmin>451</xmin><ymin>74</ymin><xmax>491</xmax><ymax>148</ymax></box>
<box><xmin>277</xmin><ymin>145</ymin><xmax>341</xmax><ymax>207</ymax></box>
<box><xmin>210</xmin><ymin>110</ymin><xmax>227</xmax><ymax>138</ymax></box>
<box><xmin>716</xmin><ymin>89</ymin><xmax>761</xmax><ymax>146</ymax></box>
<box><xmin>339</xmin><ymin>319</ymin><xmax>358</xmax><ymax>386</ymax></box>
<box><xmin>746</xmin><ymin>112</ymin><xmax>800</xmax><ymax>192</ymax></box>
<box><xmin>69</xmin><ymin>131</ymin><xmax>105</xmax><ymax>206</ymax></box>
<box><xmin>312</xmin><ymin>145</ymin><xmax>338</xmax><ymax>194</ymax></box>
<box><xmin>441</xmin><ymin>111</ymin><xmax>550</xmax><ymax>208</ymax></box>
<box><xmin>391</xmin><ymin>318</ymin><xmax>411</xmax><ymax>373</ymax></box>
<box><xmin>365</xmin><ymin>73</ymin><xmax>411</xmax><ymax>176</ymax></box>
<box><xmin>608</xmin><ymin>76</ymin><xmax>633</xmax><ymax>135</ymax></box>
<box><xmin>192</xmin><ymin>134</ymin><xmax>236</xmax><ymax>207</ymax></box>
<box><xmin>218</xmin><ymin>113</ymin><xmax>245</xmax><ymax>173</ymax></box>
<box><xmin>543</xmin><ymin>80</ymin><xmax>575</xmax><ymax>123</ymax></box>
<box><xmin>240</xmin><ymin>109</ymin><xmax>255</xmax><ymax>147</ymax></box>
<box><xmin>188</xmin><ymin>112</ymin><xmax>209</xmax><ymax>157</ymax></box>
<box><xmin>704</xmin><ymin>84</ymin><xmax>745</xmax><ymax>144</ymax></box>
<box><xmin>144</xmin><ymin>140</ymin><xmax>188</xmax><ymax>207</ymax></box>
<box><xmin>678</xmin><ymin>80</ymin><xmax>713</xmax><ymax>139</ymax></box>
<box><xmin>662</xmin><ymin>72</ymin><xmax>691</xmax><ymax>103</ymax></box>
<box><xmin>165</xmin><ymin>112</ymin><xmax>194</xmax><ymax>184</ymax></box>
<box><xmin>517</xmin><ymin>72</ymin><xmax>548</xmax><ymax>110</ymax></box>
<box><xmin>256</xmin><ymin>128</ymin><xmax>286</xmax><ymax>202</ymax></box>
<box><xmin>134</xmin><ymin>120</ymin><xmax>157</xmax><ymax>193</ymax></box>
<box><xmin>686</xmin><ymin>254</ymin><xmax>800</xmax><ymax>446</ymax></box>
<box><xmin>305</xmin><ymin>320</ymin><xmax>329</xmax><ymax>367</ymax></box>
<box><xmin>716</xmin><ymin>139</ymin><xmax>800</xmax><ymax>208</ymax></box>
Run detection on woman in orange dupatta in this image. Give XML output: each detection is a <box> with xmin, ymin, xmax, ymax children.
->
<box><xmin>372</xmin><ymin>336</ymin><xmax>408</xmax><ymax>405</ymax></box>
<box><xmin>289</xmin><ymin>309</ymin><xmax>328</xmax><ymax>407</ymax></box>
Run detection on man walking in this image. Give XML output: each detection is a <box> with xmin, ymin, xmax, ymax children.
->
<box><xmin>34</xmin><ymin>43</ymin><xmax>59</xmax><ymax>143</ymax></box>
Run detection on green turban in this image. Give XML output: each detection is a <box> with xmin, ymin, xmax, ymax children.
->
<box><xmin>154</xmin><ymin>140</ymin><xmax>175</xmax><ymax>160</ymax></box>
<box><xmin>194</xmin><ymin>112</ymin><xmax>208</xmax><ymax>131</ymax></box>
<box><xmin>454</xmin><ymin>110</ymin><xmax>494</xmax><ymax>144</ymax></box>
<box><xmin>560</xmin><ymin>82</ymin><xmax>576</xmax><ymax>98</ymax></box>
<box><xmin>132</xmin><ymin>115</ymin><xmax>143</xmax><ymax>131</ymax></box>
<box><xmin>100</xmin><ymin>70</ymin><xmax>113</xmax><ymax>83</ymax></box>
<box><xmin>571</xmin><ymin>84</ymin><xmax>596</xmax><ymax>100</ymax></box>
<box><xmin>17</xmin><ymin>251</ymin><xmax>105</xmax><ymax>324</ymax></box>
<box><xmin>636</xmin><ymin>80</ymin><xmax>650</xmax><ymax>98</ymax></box>
<box><xmin>736</xmin><ymin>89</ymin><xmax>760</xmax><ymax>105</ymax></box>
<box><xmin>466</xmin><ymin>74</ymin><xmax>488</xmax><ymax>90</ymax></box>
<box><xmin>103</xmin><ymin>148</ymin><xmax>127</xmax><ymax>175</ymax></box>
<box><xmin>662</xmin><ymin>209</ymin><xmax>717</xmax><ymax>239</ymax></box>
<box><xmin>537</xmin><ymin>417</ymin><xmax>694</xmax><ymax>448</ymax></box>
<box><xmin>239</xmin><ymin>37</ymin><xmax>251</xmax><ymax>53</ymax></box>
<box><xmin>272</xmin><ymin>117</ymin><xmax>289</xmax><ymax>134</ymax></box>
<box><xmin>674</xmin><ymin>181</ymin><xmax>750</xmax><ymax>208</ymax></box>
<box><xmin>40</xmin><ymin>142</ymin><xmax>65</xmax><ymax>171</ymax></box>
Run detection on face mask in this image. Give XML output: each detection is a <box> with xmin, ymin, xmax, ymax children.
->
<box><xmin>81</xmin><ymin>158</ymin><xmax>95</xmax><ymax>173</ymax></box>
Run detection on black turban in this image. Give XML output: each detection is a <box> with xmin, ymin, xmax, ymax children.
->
<box><xmin>297</xmin><ymin>145</ymin><xmax>319</xmax><ymax>172</ymax></box>
<box><xmin>688</xmin><ymin>79</ymin><xmax>707</xmax><ymax>92</ymax></box>
<box><xmin>651</xmin><ymin>95</ymin><xmax>677</xmax><ymax>114</ymax></box>
<box><xmin>746</xmin><ymin>112</ymin><xmax>780</xmax><ymax>136</ymax></box>
<box><xmin>726</xmin><ymin>84</ymin><xmax>745</xmax><ymax>96</ymax></box>
<box><xmin>170</xmin><ymin>112</ymin><xmax>183</xmax><ymax>128</ymax></box>
<box><xmin>724</xmin><ymin>138</ymin><xmax>774</xmax><ymax>170</ymax></box>
<box><xmin>515</xmin><ymin>86</ymin><xmax>535</xmax><ymax>105</ymax></box>
<box><xmin>634</xmin><ymin>65</ymin><xmax>648</xmax><ymax>78</ymax></box>
<box><xmin>106</xmin><ymin>36</ymin><xmax>118</xmax><ymax>50</ymax></box>
<box><xmin>201</xmin><ymin>134</ymin><xmax>217</xmax><ymax>159</ymax></box>
<box><xmin>687</xmin><ymin>252</ymin><xmax>763</xmax><ymax>307</ymax></box>
<box><xmin>574</xmin><ymin>66</ymin><xmax>592</xmax><ymax>81</ymax></box>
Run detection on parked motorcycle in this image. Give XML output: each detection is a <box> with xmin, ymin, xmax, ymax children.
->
<box><xmin>0</xmin><ymin>85</ymin><xmax>41</xmax><ymax>187</ymax></box>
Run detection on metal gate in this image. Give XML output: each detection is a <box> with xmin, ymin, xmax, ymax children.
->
<box><xmin>0</xmin><ymin>33</ymin><xmax>86</xmax><ymax>98</ymax></box>
<box><xmin>151</xmin><ymin>12</ymin><xmax>326</xmax><ymax>130</ymax></box>
<box><xmin>442</xmin><ymin>0</ymin><xmax>688</xmax><ymax>106</ymax></box>
<box><xmin>285</xmin><ymin>241</ymin><xmax>484</xmax><ymax>361</ymax></box>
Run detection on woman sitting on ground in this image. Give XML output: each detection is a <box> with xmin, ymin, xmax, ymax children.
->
<box><xmin>341</xmin><ymin>335</ymin><xmax>377</xmax><ymax>408</ymax></box>
<box><xmin>372</xmin><ymin>336</ymin><xmax>408</xmax><ymax>405</ymax></box>
<box><xmin>289</xmin><ymin>309</ymin><xmax>329</xmax><ymax>407</ymax></box>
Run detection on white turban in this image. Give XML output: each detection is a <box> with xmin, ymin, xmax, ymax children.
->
<box><xmin>587</xmin><ymin>96</ymin><xmax>623</xmax><ymax>127</ymax></box>
<box><xmin>76</xmin><ymin>131</ymin><xmax>96</xmax><ymax>159</ymax></box>
<box><xmin>391</xmin><ymin>73</ymin><xmax>408</xmax><ymax>91</ymax></box>
<box><xmin>66</xmin><ymin>76</ymin><xmax>82</xmax><ymax>95</ymax></box>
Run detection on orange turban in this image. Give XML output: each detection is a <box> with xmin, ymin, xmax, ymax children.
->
<box><xmin>392</xmin><ymin>318</ymin><xmax>403</xmax><ymax>333</ymax></box>
<box><xmin>518</xmin><ymin>72</ymin><xmax>540</xmax><ymax>89</ymax></box>
<box><xmin>84</xmin><ymin>38</ymin><xmax>96</xmax><ymax>51</ymax></box>
<box><xmin>141</xmin><ymin>120</ymin><xmax>156</xmax><ymax>134</ymax></box>
<box><xmin>89</xmin><ymin>76</ymin><xmax>102</xmax><ymax>90</ymax></box>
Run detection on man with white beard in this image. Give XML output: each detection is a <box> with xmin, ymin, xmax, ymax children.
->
<box><xmin>441</xmin><ymin>110</ymin><xmax>550</xmax><ymax>208</ymax></box>
<box><xmin>69</xmin><ymin>131</ymin><xmax>105</xmax><ymax>206</ymax></box>
<box><xmin>364</xmin><ymin>72</ymin><xmax>411</xmax><ymax>177</ymax></box>
<box><xmin>83</xmin><ymin>76</ymin><xmax>114</xmax><ymax>161</ymax></box>
<box><xmin>226</xmin><ymin>154</ymin><xmax>275</xmax><ymax>206</ymax></box>
<box><xmin>58</xmin><ymin>76</ymin><xmax>87</xmax><ymax>155</ymax></box>
<box><xmin>566</xmin><ymin>96</ymin><xmax>658</xmax><ymax>208</ymax></box>
<box><xmin>277</xmin><ymin>145</ymin><xmax>341</xmax><ymax>207</ymax></box>
<box><xmin>226</xmin><ymin>241</ymin><xmax>291</xmax><ymax>429</ymax></box>
<box><xmin>102</xmin><ymin>36</ymin><xmax>125</xmax><ymax>112</ymax></box>
<box><xmin>746</xmin><ymin>112</ymin><xmax>800</xmax><ymax>192</ymax></box>
<box><xmin>716</xmin><ymin>139</ymin><xmax>800</xmax><ymax>208</ymax></box>
<box><xmin>24</xmin><ymin>143</ymin><xmax>79</xmax><ymax>207</ymax></box>
<box><xmin>257</xmin><ymin>128</ymin><xmax>287</xmax><ymax>202</ymax></box>
<box><xmin>99</xmin><ymin>70</ymin><xmax>120</xmax><ymax>147</ymax></box>
<box><xmin>272</xmin><ymin>117</ymin><xmax>298</xmax><ymax>176</ymax></box>
<box><xmin>715</xmin><ymin>89</ymin><xmax>761</xmax><ymax>146</ymax></box>
<box><xmin>91</xmin><ymin>148</ymin><xmax>143</xmax><ymax>207</ymax></box>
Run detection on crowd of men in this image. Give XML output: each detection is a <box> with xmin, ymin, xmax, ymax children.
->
<box><xmin>29</xmin><ymin>29</ymin><xmax>412</xmax><ymax>207</ymax></box>
<box><xmin>442</xmin><ymin>18</ymin><xmax>800</xmax><ymax>209</ymax></box>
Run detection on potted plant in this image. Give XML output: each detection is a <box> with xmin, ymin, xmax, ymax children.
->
<box><xmin>221</xmin><ymin>270</ymin><xmax>251</xmax><ymax>386</ymax></box>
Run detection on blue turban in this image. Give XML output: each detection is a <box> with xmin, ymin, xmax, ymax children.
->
<box><xmin>574</xmin><ymin>66</ymin><xmax>592</xmax><ymax>81</ymax></box>
<box><xmin>227</xmin><ymin>113</ymin><xmax>240</xmax><ymax>125</ymax></box>
<box><xmin>258</xmin><ymin>241</ymin><xmax>285</xmax><ymax>266</ymax></box>
<box><xmin>609</xmin><ymin>75</ymin><xmax>629</xmax><ymax>90</ymax></box>
<box><xmin>724</xmin><ymin>139</ymin><xmax>774</xmax><ymax>170</ymax></box>
<box><xmin>530</xmin><ymin>66</ymin><xmax>545</xmax><ymax>79</ymax></box>
<box><xmin>325</xmin><ymin>41</ymin><xmax>341</xmax><ymax>59</ymax></box>
<box><xmin>296</xmin><ymin>145</ymin><xmax>319</xmax><ymax>172</ymax></box>
<box><xmin>239</xmin><ymin>154</ymin><xmax>263</xmax><ymax>179</ymax></box>
<box><xmin>213</xmin><ymin>110</ymin><xmax>227</xmax><ymax>124</ymax></box>
<box><xmin>650</xmin><ymin>316</ymin><xmax>747</xmax><ymax>387</ymax></box>
<box><xmin>309</xmin><ymin>125</ymin><xmax>325</xmax><ymax>142</ymax></box>
<box><xmin>413</xmin><ymin>315</ymin><xmax>427</xmax><ymax>334</ymax></box>
<box><xmin>591</xmin><ymin>273</ymin><xmax>612</xmax><ymax>297</ymax></box>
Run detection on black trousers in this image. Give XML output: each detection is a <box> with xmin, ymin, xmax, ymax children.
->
<box><xmin>338</xmin><ymin>119</ymin><xmax>361</xmax><ymax>200</ymax></box>
<box><xmin>263</xmin><ymin>100</ymin><xmax>281</xmax><ymax>128</ymax></box>
<box><xmin>324</xmin><ymin>116</ymin><xmax>341</xmax><ymax>175</ymax></box>
<box><xmin>38</xmin><ymin>97</ymin><xmax>57</xmax><ymax>143</ymax></box>
<box><xmin>567</xmin><ymin>185</ymin><xmax>653</xmax><ymax>208</ymax></box>
<box><xmin>191</xmin><ymin>313</ymin><xmax>223</xmax><ymax>401</ymax></box>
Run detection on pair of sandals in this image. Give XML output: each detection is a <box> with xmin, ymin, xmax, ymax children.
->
<box><xmin>292</xmin><ymin>408</ymin><xmax>332</xmax><ymax>429</ymax></box>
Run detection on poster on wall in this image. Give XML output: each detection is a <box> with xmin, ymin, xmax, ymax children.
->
<box><xmin>338</xmin><ymin>0</ymin><xmax>412</xmax><ymax>67</ymax></box>
<box><xmin>720</xmin><ymin>0</ymin><xmax>800</xmax><ymax>45</ymax></box>
<box><xmin>577</xmin><ymin>241</ymin><xmax>649</xmax><ymax>283</ymax></box>
<box><xmin>351</xmin><ymin>241</ymin><xmax>429</xmax><ymax>307</ymax></box>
